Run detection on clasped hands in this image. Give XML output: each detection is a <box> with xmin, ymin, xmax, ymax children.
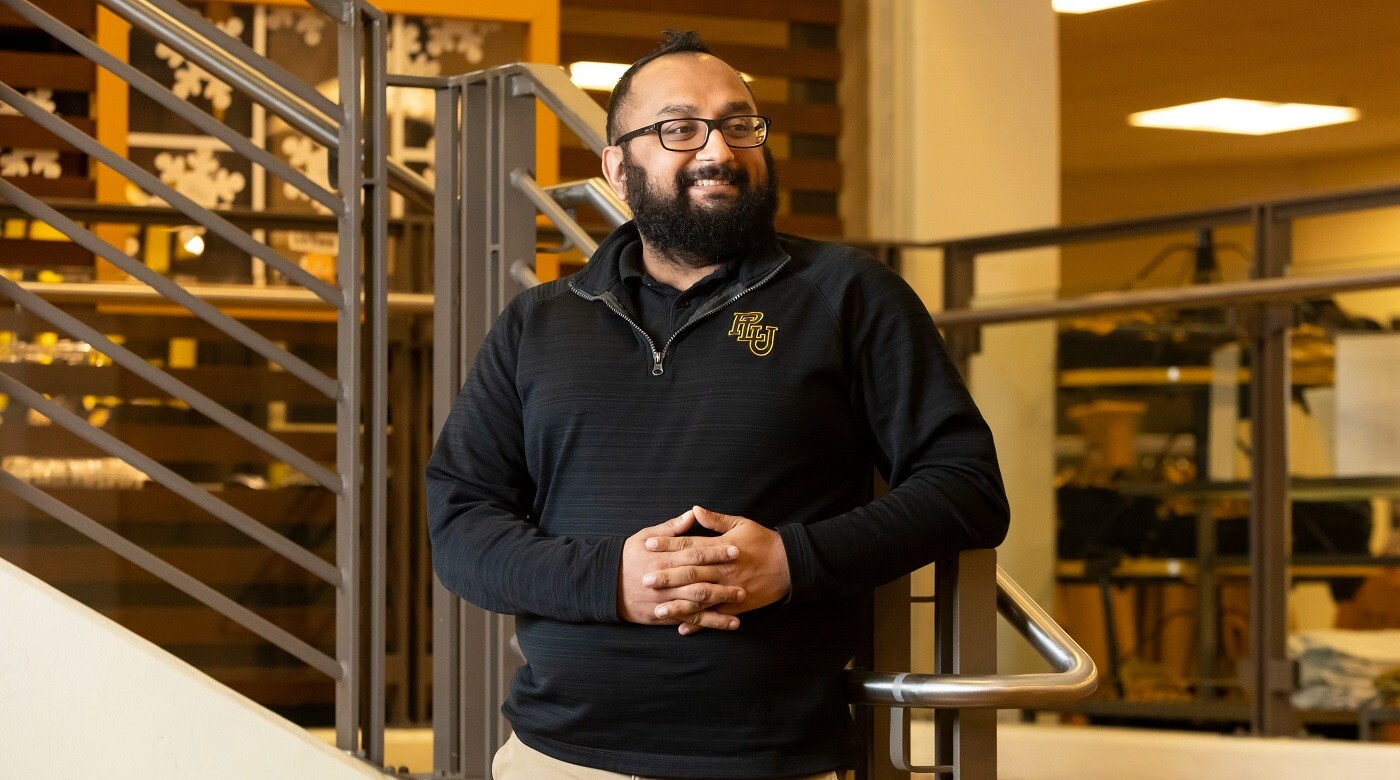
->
<box><xmin>617</xmin><ymin>506</ymin><xmax>790</xmax><ymax>635</ymax></box>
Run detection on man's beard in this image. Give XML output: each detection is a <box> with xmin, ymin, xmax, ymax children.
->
<box><xmin>621</xmin><ymin>147</ymin><xmax>779</xmax><ymax>269</ymax></box>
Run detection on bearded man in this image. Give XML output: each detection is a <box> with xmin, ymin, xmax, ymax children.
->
<box><xmin>426</xmin><ymin>30</ymin><xmax>1010</xmax><ymax>780</ymax></box>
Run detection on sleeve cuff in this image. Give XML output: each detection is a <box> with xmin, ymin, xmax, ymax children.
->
<box><xmin>589</xmin><ymin>535</ymin><xmax>627</xmax><ymax>623</ymax></box>
<box><xmin>777</xmin><ymin>522</ymin><xmax>820</xmax><ymax>605</ymax></box>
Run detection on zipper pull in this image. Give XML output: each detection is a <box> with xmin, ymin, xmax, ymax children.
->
<box><xmin>651</xmin><ymin>351</ymin><xmax>664</xmax><ymax>376</ymax></box>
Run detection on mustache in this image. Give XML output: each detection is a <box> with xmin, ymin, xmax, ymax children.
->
<box><xmin>678</xmin><ymin>165</ymin><xmax>750</xmax><ymax>188</ymax></box>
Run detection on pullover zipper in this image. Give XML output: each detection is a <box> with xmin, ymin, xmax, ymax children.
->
<box><xmin>570</xmin><ymin>257</ymin><xmax>789</xmax><ymax>376</ymax></box>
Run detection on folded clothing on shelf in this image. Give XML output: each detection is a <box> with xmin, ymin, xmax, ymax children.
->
<box><xmin>1289</xmin><ymin>629</ymin><xmax>1400</xmax><ymax>710</ymax></box>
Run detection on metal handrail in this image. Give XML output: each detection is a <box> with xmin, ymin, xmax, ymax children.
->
<box><xmin>847</xmin><ymin>566</ymin><xmax>1097</xmax><ymax>709</ymax></box>
<box><xmin>934</xmin><ymin>265</ymin><xmax>1400</xmax><ymax>327</ymax></box>
<box><xmin>0</xmin><ymin>0</ymin><xmax>392</xmax><ymax>764</ymax></box>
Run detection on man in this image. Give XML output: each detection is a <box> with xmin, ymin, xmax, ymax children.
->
<box><xmin>426</xmin><ymin>30</ymin><xmax>1009</xmax><ymax>780</ymax></box>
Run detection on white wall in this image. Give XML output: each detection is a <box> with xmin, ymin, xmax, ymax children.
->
<box><xmin>0</xmin><ymin>557</ymin><xmax>381</xmax><ymax>780</ymax></box>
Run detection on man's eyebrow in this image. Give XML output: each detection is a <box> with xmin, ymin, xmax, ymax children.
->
<box><xmin>653</xmin><ymin>100</ymin><xmax>756</xmax><ymax>119</ymax></box>
<box><xmin>655</xmin><ymin>103</ymin><xmax>699</xmax><ymax>119</ymax></box>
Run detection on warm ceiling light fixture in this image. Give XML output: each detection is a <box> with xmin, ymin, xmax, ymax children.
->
<box><xmin>1053</xmin><ymin>0</ymin><xmax>1155</xmax><ymax>13</ymax></box>
<box><xmin>568</xmin><ymin>61</ymin><xmax>754</xmax><ymax>93</ymax></box>
<box><xmin>568</xmin><ymin>61</ymin><xmax>630</xmax><ymax>92</ymax></box>
<box><xmin>1128</xmin><ymin>98</ymin><xmax>1361</xmax><ymax>135</ymax></box>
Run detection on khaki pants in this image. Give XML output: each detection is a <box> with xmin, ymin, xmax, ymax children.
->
<box><xmin>492</xmin><ymin>733</ymin><xmax>843</xmax><ymax>780</ymax></box>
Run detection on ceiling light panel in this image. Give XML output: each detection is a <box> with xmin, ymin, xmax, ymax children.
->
<box><xmin>1128</xmin><ymin>98</ymin><xmax>1360</xmax><ymax>135</ymax></box>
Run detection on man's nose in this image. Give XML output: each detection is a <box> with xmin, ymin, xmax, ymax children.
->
<box><xmin>694</xmin><ymin>125</ymin><xmax>735</xmax><ymax>164</ymax></box>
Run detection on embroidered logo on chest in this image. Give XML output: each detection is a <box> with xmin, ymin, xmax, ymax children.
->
<box><xmin>727</xmin><ymin>311</ymin><xmax>778</xmax><ymax>357</ymax></box>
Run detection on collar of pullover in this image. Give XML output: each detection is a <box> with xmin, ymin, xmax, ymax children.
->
<box><xmin>570</xmin><ymin>221</ymin><xmax>789</xmax><ymax>299</ymax></box>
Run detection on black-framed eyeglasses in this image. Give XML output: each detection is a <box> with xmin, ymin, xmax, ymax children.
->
<box><xmin>614</xmin><ymin>115</ymin><xmax>772</xmax><ymax>152</ymax></box>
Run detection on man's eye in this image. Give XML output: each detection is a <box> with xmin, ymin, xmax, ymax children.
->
<box><xmin>664</xmin><ymin>121</ymin><xmax>700</xmax><ymax>136</ymax></box>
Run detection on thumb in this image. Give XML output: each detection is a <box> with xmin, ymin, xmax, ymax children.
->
<box><xmin>692</xmin><ymin>505</ymin><xmax>740</xmax><ymax>532</ymax></box>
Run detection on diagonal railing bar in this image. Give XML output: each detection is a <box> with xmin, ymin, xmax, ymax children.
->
<box><xmin>544</xmin><ymin>177</ymin><xmax>630</xmax><ymax>229</ymax></box>
<box><xmin>100</xmin><ymin>0</ymin><xmax>342</xmax><ymax>129</ymax></box>
<box><xmin>0</xmin><ymin>181</ymin><xmax>339</xmax><ymax>401</ymax></box>
<box><xmin>0</xmin><ymin>0</ymin><xmax>342</xmax><ymax>215</ymax></box>
<box><xmin>0</xmin><ymin>469</ymin><xmax>341</xmax><ymax>678</ymax></box>
<box><xmin>0</xmin><ymin>371</ymin><xmax>342</xmax><ymax>586</ymax></box>
<box><xmin>0</xmin><ymin>82</ymin><xmax>343</xmax><ymax>307</ymax></box>
<box><xmin>0</xmin><ymin>273</ymin><xmax>340</xmax><ymax>491</ymax></box>
<box><xmin>511</xmin><ymin>168</ymin><xmax>598</xmax><ymax>257</ymax></box>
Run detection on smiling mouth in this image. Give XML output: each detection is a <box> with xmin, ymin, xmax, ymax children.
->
<box><xmin>691</xmin><ymin>178</ymin><xmax>735</xmax><ymax>188</ymax></box>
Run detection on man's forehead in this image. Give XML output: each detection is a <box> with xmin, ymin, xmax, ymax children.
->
<box><xmin>627</xmin><ymin>53</ymin><xmax>755</xmax><ymax>119</ymax></box>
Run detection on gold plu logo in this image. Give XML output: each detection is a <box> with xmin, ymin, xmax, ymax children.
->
<box><xmin>728</xmin><ymin>312</ymin><xmax>777</xmax><ymax>357</ymax></box>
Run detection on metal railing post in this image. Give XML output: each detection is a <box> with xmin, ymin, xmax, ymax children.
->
<box><xmin>1247</xmin><ymin>206</ymin><xmax>1296</xmax><ymax>736</ymax></box>
<box><xmin>430</xmin><ymin>74</ymin><xmax>466</xmax><ymax>777</ymax></box>
<box><xmin>937</xmin><ymin>551</ymin><xmax>998</xmax><ymax>779</ymax></box>
<box><xmin>334</xmin><ymin>0</ymin><xmax>365</xmax><ymax>755</ymax></box>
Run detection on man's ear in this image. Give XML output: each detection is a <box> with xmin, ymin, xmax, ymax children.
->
<box><xmin>601</xmin><ymin>145</ymin><xmax>628</xmax><ymax>201</ymax></box>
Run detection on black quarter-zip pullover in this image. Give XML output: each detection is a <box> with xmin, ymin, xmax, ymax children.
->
<box><xmin>425</xmin><ymin>222</ymin><xmax>1009</xmax><ymax>778</ymax></box>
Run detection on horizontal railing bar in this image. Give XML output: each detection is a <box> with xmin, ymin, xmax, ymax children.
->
<box><xmin>545</xmin><ymin>178</ymin><xmax>630</xmax><ymax>229</ymax></box>
<box><xmin>0</xmin><ymin>199</ymin><xmax>431</xmax><ymax>231</ymax></box>
<box><xmin>0</xmin><ymin>275</ymin><xmax>341</xmax><ymax>489</ymax></box>
<box><xmin>0</xmin><ymin>469</ymin><xmax>341</xmax><ymax>678</ymax></box>
<box><xmin>0</xmin><ymin>81</ymin><xmax>344</xmax><ymax>307</ymax></box>
<box><xmin>0</xmin><ymin>0</ymin><xmax>341</xmax><ymax>214</ymax></box>
<box><xmin>9</xmin><ymin>281</ymin><xmax>435</xmax><ymax>314</ymax></box>
<box><xmin>864</xmin><ymin>184</ymin><xmax>1400</xmax><ymax>256</ymax></box>
<box><xmin>934</xmin><ymin>265</ymin><xmax>1400</xmax><ymax>327</ymax></box>
<box><xmin>0</xmin><ymin>180</ymin><xmax>341</xmax><ymax>400</ymax></box>
<box><xmin>99</xmin><ymin>0</ymin><xmax>343</xmax><ymax>132</ymax></box>
<box><xmin>511</xmin><ymin>168</ymin><xmax>599</xmax><ymax>257</ymax></box>
<box><xmin>0</xmin><ymin>372</ymin><xmax>344</xmax><ymax>587</ymax></box>
<box><xmin>386</xmin><ymin>73</ymin><xmax>452</xmax><ymax>89</ymax></box>
<box><xmin>929</xmin><ymin>205</ymin><xmax>1256</xmax><ymax>255</ymax></box>
<box><xmin>847</xmin><ymin>566</ymin><xmax>1097</xmax><ymax>709</ymax></box>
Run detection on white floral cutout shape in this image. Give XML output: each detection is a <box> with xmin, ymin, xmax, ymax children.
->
<box><xmin>267</xmin><ymin>8</ymin><xmax>325</xmax><ymax>47</ymax></box>
<box><xmin>0</xmin><ymin>88</ymin><xmax>57</xmax><ymax>116</ymax></box>
<box><xmin>154</xmin><ymin>16</ymin><xmax>244</xmax><ymax>112</ymax></box>
<box><xmin>129</xmin><ymin>147</ymin><xmax>246</xmax><ymax>209</ymax></box>
<box><xmin>0</xmin><ymin>149</ymin><xmax>62</xmax><ymax>179</ymax></box>
<box><xmin>280</xmin><ymin>134</ymin><xmax>332</xmax><ymax>214</ymax></box>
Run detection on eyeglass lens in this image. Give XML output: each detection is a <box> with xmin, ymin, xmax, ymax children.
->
<box><xmin>657</xmin><ymin>116</ymin><xmax>768</xmax><ymax>151</ymax></box>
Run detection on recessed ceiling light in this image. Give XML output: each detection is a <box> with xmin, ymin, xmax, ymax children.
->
<box><xmin>1128</xmin><ymin>98</ymin><xmax>1360</xmax><ymax>135</ymax></box>
<box><xmin>1053</xmin><ymin>0</ymin><xmax>1155</xmax><ymax>13</ymax></box>
<box><xmin>568</xmin><ymin>61</ymin><xmax>630</xmax><ymax>92</ymax></box>
<box><xmin>568</xmin><ymin>61</ymin><xmax>755</xmax><ymax>93</ymax></box>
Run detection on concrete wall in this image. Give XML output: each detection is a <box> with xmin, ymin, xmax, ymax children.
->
<box><xmin>864</xmin><ymin>0</ymin><xmax>1061</xmax><ymax>676</ymax></box>
<box><xmin>0</xmin><ymin>557</ymin><xmax>381</xmax><ymax>780</ymax></box>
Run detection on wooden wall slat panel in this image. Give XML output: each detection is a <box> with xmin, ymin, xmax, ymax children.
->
<box><xmin>0</xmin><ymin>486</ymin><xmax>334</xmax><ymax>525</ymax></box>
<box><xmin>566</xmin><ymin>0</ymin><xmax>839</xmax><ymax>25</ymax></box>
<box><xmin>0</xmin><ymin>238</ymin><xmax>91</xmax><ymax>267</ymax></box>
<box><xmin>0</xmin><ymin>0</ymin><xmax>96</xmax><ymax>32</ymax></box>
<box><xmin>0</xmin><ymin>423</ymin><xmax>337</xmax><ymax>462</ymax></box>
<box><xmin>7</xmin><ymin>548</ymin><xmax>333</xmax><ymax>590</ymax></box>
<box><xmin>0</xmin><ymin>114</ymin><xmax>98</xmax><ymax>151</ymax></box>
<box><xmin>0</xmin><ymin>176</ymin><xmax>94</xmax><ymax>198</ymax></box>
<box><xmin>5</xmin><ymin>363</ymin><xmax>336</xmax><ymax>405</ymax></box>
<box><xmin>0</xmin><ymin>51</ymin><xmax>97</xmax><ymax>92</ymax></box>
<box><xmin>563</xmin><ymin>34</ymin><xmax>841</xmax><ymax>81</ymax></box>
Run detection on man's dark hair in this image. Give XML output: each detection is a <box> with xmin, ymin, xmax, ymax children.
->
<box><xmin>606</xmin><ymin>30</ymin><xmax>749</xmax><ymax>145</ymax></box>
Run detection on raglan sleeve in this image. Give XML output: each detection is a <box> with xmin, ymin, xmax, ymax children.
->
<box><xmin>777</xmin><ymin>259</ymin><xmax>1010</xmax><ymax>603</ymax></box>
<box><xmin>424</xmin><ymin>297</ymin><xmax>624</xmax><ymax>623</ymax></box>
